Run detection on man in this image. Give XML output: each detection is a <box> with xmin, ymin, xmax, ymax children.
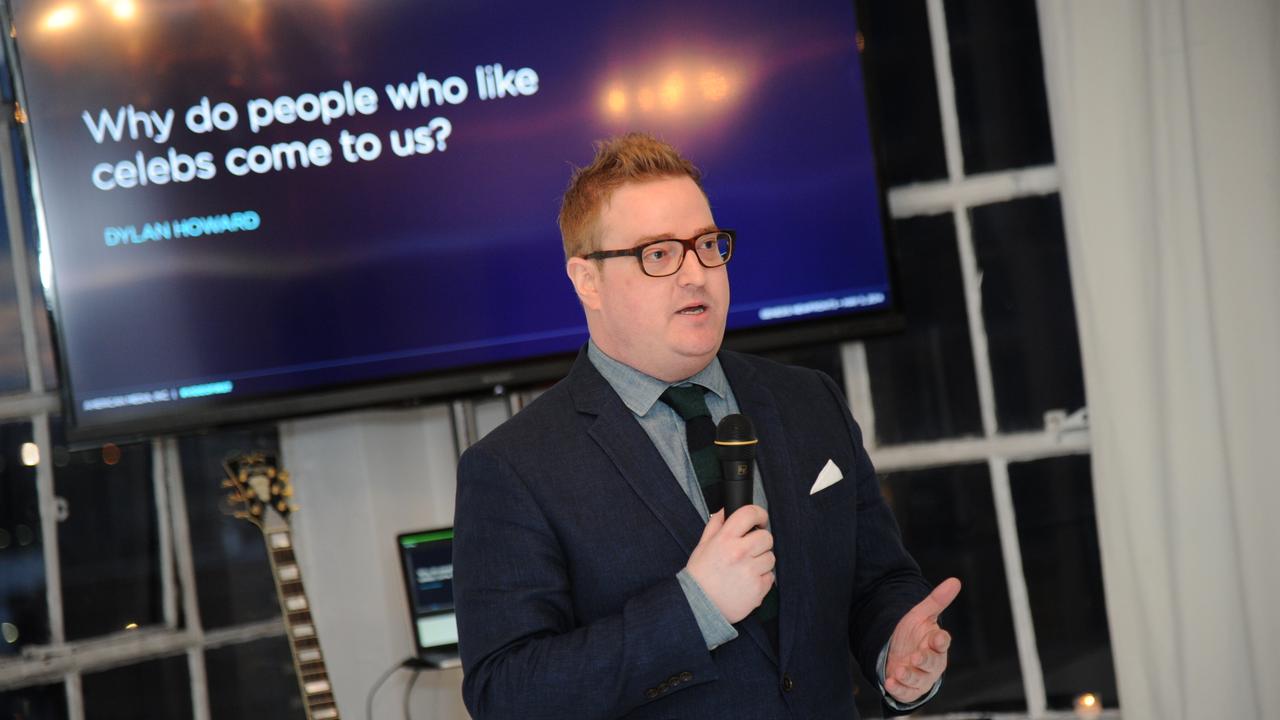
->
<box><xmin>453</xmin><ymin>133</ymin><xmax>960</xmax><ymax>719</ymax></box>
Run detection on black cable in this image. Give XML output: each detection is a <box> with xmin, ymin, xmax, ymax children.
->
<box><xmin>402</xmin><ymin>667</ymin><xmax>424</xmax><ymax>720</ymax></box>
<box><xmin>366</xmin><ymin>657</ymin><xmax>429</xmax><ymax>720</ymax></box>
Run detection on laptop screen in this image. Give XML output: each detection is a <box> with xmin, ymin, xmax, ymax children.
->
<box><xmin>396</xmin><ymin>528</ymin><xmax>458</xmax><ymax>655</ymax></box>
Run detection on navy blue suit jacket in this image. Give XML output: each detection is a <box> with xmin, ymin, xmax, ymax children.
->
<box><xmin>453</xmin><ymin>349</ymin><xmax>931</xmax><ymax>719</ymax></box>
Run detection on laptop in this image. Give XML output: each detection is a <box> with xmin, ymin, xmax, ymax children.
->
<box><xmin>396</xmin><ymin>528</ymin><xmax>461</xmax><ymax>668</ymax></box>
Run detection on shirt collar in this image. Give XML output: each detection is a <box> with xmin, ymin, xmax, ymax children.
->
<box><xmin>587</xmin><ymin>339</ymin><xmax>729</xmax><ymax>417</ymax></box>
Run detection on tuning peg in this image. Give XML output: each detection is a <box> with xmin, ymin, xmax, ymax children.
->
<box><xmin>267</xmin><ymin>467</ymin><xmax>277</xmax><ymax>479</ymax></box>
<box><xmin>250</xmin><ymin>505</ymin><xmax>262</xmax><ymax>516</ymax></box>
<box><xmin>221</xmin><ymin>479</ymin><xmax>235</xmax><ymax>487</ymax></box>
<box><xmin>276</xmin><ymin>501</ymin><xmax>288</xmax><ymax>512</ymax></box>
<box><xmin>283</xmin><ymin>486</ymin><xmax>294</xmax><ymax>497</ymax></box>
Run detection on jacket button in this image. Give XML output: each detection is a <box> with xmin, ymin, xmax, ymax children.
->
<box><xmin>781</xmin><ymin>674</ymin><xmax>794</xmax><ymax>692</ymax></box>
<box><xmin>645</xmin><ymin>688</ymin><xmax>659</xmax><ymax>699</ymax></box>
<box><xmin>679</xmin><ymin>671</ymin><xmax>693</xmax><ymax>682</ymax></box>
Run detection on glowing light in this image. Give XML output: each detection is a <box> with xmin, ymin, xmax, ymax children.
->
<box><xmin>40</xmin><ymin>4</ymin><xmax>80</xmax><ymax>33</ymax></box>
<box><xmin>1074</xmin><ymin>692</ymin><xmax>1102</xmax><ymax>718</ymax></box>
<box><xmin>110</xmin><ymin>0</ymin><xmax>137</xmax><ymax>21</ymax></box>
<box><xmin>20</xmin><ymin>442</ymin><xmax>39</xmax><ymax>467</ymax></box>
<box><xmin>604</xmin><ymin>87</ymin><xmax>627</xmax><ymax>116</ymax></box>
<box><xmin>102</xmin><ymin>443</ymin><xmax>121</xmax><ymax>466</ymax></box>
<box><xmin>659</xmin><ymin>73</ymin><xmax>685</xmax><ymax>109</ymax></box>
<box><xmin>124</xmin><ymin>622</ymin><xmax>139</xmax><ymax>630</ymax></box>
<box><xmin>700</xmin><ymin>71</ymin><xmax>730</xmax><ymax>102</ymax></box>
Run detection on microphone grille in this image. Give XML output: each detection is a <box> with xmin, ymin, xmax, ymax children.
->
<box><xmin>715</xmin><ymin>413</ymin><xmax>756</xmax><ymax>444</ymax></box>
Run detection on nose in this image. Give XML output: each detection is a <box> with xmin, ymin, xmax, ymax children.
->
<box><xmin>675</xmin><ymin>247</ymin><xmax>707</xmax><ymax>286</ymax></box>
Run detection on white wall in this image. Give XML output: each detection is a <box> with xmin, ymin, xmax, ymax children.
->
<box><xmin>280</xmin><ymin>402</ymin><xmax>478</xmax><ymax>720</ymax></box>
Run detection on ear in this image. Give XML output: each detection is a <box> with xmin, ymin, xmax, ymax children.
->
<box><xmin>566</xmin><ymin>257</ymin><xmax>602</xmax><ymax>311</ymax></box>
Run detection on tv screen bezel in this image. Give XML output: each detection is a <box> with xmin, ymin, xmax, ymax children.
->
<box><xmin>2</xmin><ymin>0</ymin><xmax>906</xmax><ymax>444</ymax></box>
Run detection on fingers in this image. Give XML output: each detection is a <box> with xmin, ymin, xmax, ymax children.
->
<box><xmin>884</xmin><ymin>676</ymin><xmax>923</xmax><ymax>703</ymax></box>
<box><xmin>700</xmin><ymin>509</ymin><xmax>725</xmax><ymax>541</ymax></box>
<box><xmin>910</xmin><ymin>633</ymin><xmax>950</xmax><ymax>673</ymax></box>
<box><xmin>920</xmin><ymin>577</ymin><xmax>962</xmax><ymax>616</ymax></box>
<box><xmin>892</xmin><ymin>664</ymin><xmax>927</xmax><ymax>690</ymax></box>
<box><xmin>886</xmin><ymin>627</ymin><xmax>950</xmax><ymax>702</ymax></box>
<box><xmin>743</xmin><ymin>527</ymin><xmax>774</xmax><ymax>557</ymax></box>
<box><xmin>723</xmin><ymin>504</ymin><xmax>768</xmax><ymax>536</ymax></box>
<box><xmin>748</xmin><ymin>550</ymin><xmax>776</xmax><ymax>577</ymax></box>
<box><xmin>929</xmin><ymin>628</ymin><xmax>951</xmax><ymax>653</ymax></box>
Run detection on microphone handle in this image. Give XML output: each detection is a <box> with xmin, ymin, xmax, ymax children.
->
<box><xmin>720</xmin><ymin>459</ymin><xmax>754</xmax><ymax>517</ymax></box>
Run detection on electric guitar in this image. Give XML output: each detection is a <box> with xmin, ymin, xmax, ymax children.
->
<box><xmin>223</xmin><ymin>452</ymin><xmax>340</xmax><ymax>720</ymax></box>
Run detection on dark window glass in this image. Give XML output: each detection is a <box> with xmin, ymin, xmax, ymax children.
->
<box><xmin>0</xmin><ymin>193</ymin><xmax>28</xmax><ymax>394</ymax></box>
<box><xmin>866</xmin><ymin>213</ymin><xmax>982</xmax><ymax>444</ymax></box>
<box><xmin>206</xmin><ymin>636</ymin><xmax>307</xmax><ymax>720</ymax></box>
<box><xmin>0</xmin><ymin>681</ymin><xmax>68</xmax><ymax>720</ymax></box>
<box><xmin>82</xmin><ymin>655</ymin><xmax>192</xmax><ymax>720</ymax></box>
<box><xmin>180</xmin><ymin>427</ymin><xmax>283</xmax><ymax>629</ymax></box>
<box><xmin>0</xmin><ymin>421</ymin><xmax>47</xmax><ymax>655</ymax></box>
<box><xmin>856</xmin><ymin>0</ymin><xmax>948</xmax><ymax>185</ymax></box>
<box><xmin>881</xmin><ymin>463</ymin><xmax>1026</xmax><ymax>713</ymax></box>
<box><xmin>945</xmin><ymin>0</ymin><xmax>1055</xmax><ymax>174</ymax></box>
<box><xmin>971</xmin><ymin>195</ymin><xmax>1085</xmax><ymax>432</ymax></box>
<box><xmin>1009</xmin><ymin>455</ymin><xmax>1118</xmax><ymax>710</ymax></box>
<box><xmin>51</xmin><ymin>420</ymin><xmax>162</xmax><ymax>640</ymax></box>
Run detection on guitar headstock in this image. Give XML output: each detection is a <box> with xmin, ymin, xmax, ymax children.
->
<box><xmin>222</xmin><ymin>451</ymin><xmax>297</xmax><ymax>533</ymax></box>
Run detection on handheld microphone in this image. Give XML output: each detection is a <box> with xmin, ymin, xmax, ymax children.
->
<box><xmin>714</xmin><ymin>414</ymin><xmax>757</xmax><ymax>518</ymax></box>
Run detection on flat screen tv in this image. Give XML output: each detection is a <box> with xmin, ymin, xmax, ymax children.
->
<box><xmin>5</xmin><ymin>0</ymin><xmax>898</xmax><ymax>441</ymax></box>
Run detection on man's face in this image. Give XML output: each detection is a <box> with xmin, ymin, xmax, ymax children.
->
<box><xmin>570</xmin><ymin>175</ymin><xmax>730</xmax><ymax>382</ymax></box>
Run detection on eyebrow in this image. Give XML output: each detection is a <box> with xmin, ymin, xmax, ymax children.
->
<box><xmin>630</xmin><ymin>225</ymin><xmax>720</xmax><ymax>247</ymax></box>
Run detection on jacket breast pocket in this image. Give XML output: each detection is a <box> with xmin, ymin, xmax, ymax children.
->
<box><xmin>805</xmin><ymin>466</ymin><xmax>857</xmax><ymax>512</ymax></box>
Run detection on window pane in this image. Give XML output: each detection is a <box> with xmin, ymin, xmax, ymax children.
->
<box><xmin>971</xmin><ymin>195</ymin><xmax>1085</xmax><ymax>432</ymax></box>
<box><xmin>881</xmin><ymin>463</ymin><xmax>1026</xmax><ymax>713</ymax></box>
<box><xmin>180</xmin><ymin>427</ymin><xmax>283</xmax><ymax>629</ymax></box>
<box><xmin>856</xmin><ymin>0</ymin><xmax>948</xmax><ymax>186</ymax></box>
<box><xmin>0</xmin><ymin>195</ymin><xmax>28</xmax><ymax>394</ymax></box>
<box><xmin>1010</xmin><ymin>455</ymin><xmax>1118</xmax><ymax>711</ymax></box>
<box><xmin>0</xmin><ymin>682</ymin><xmax>68</xmax><ymax>720</ymax></box>
<box><xmin>945</xmin><ymin>0</ymin><xmax>1055</xmax><ymax>174</ymax></box>
<box><xmin>0</xmin><ymin>420</ymin><xmax>48</xmax><ymax>655</ymax></box>
<box><xmin>206</xmin><ymin>636</ymin><xmax>307</xmax><ymax>720</ymax></box>
<box><xmin>52</xmin><ymin>420</ymin><xmax>162</xmax><ymax>640</ymax></box>
<box><xmin>82</xmin><ymin>655</ymin><xmax>192</xmax><ymax>720</ymax></box>
<box><xmin>866</xmin><ymin>213</ymin><xmax>983</xmax><ymax>444</ymax></box>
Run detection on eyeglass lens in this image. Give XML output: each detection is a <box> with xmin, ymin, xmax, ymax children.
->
<box><xmin>640</xmin><ymin>232</ymin><xmax>731</xmax><ymax>276</ymax></box>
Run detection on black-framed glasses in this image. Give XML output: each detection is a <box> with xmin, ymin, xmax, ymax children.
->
<box><xmin>582</xmin><ymin>229</ymin><xmax>735</xmax><ymax>278</ymax></box>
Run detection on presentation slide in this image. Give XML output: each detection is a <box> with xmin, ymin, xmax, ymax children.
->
<box><xmin>11</xmin><ymin>0</ymin><xmax>891</xmax><ymax>434</ymax></box>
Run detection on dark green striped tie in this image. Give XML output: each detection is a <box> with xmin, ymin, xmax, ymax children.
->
<box><xmin>659</xmin><ymin>384</ymin><xmax>723</xmax><ymax>512</ymax></box>
<box><xmin>659</xmin><ymin>385</ymin><xmax>779</xmax><ymax>635</ymax></box>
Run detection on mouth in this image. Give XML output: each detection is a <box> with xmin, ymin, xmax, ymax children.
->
<box><xmin>676</xmin><ymin>303</ymin><xmax>708</xmax><ymax>316</ymax></box>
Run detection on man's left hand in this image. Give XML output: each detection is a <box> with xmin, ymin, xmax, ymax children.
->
<box><xmin>884</xmin><ymin>577</ymin><xmax>962</xmax><ymax>704</ymax></box>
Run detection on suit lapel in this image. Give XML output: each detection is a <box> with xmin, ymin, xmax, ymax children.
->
<box><xmin>569</xmin><ymin>352</ymin><xmax>706</xmax><ymax>556</ymax></box>
<box><xmin>721</xmin><ymin>352</ymin><xmax>813</xmax><ymax>669</ymax></box>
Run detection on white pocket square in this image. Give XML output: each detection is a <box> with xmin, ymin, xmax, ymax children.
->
<box><xmin>809</xmin><ymin>459</ymin><xmax>844</xmax><ymax>495</ymax></box>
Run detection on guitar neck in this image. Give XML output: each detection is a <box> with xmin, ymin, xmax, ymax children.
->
<box><xmin>266</xmin><ymin>529</ymin><xmax>340</xmax><ymax>720</ymax></box>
